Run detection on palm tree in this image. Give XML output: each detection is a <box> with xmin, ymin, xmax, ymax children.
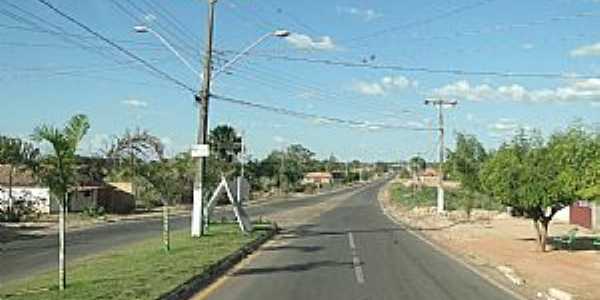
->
<box><xmin>209</xmin><ymin>125</ymin><xmax>241</xmax><ymax>163</ymax></box>
<box><xmin>32</xmin><ymin>114</ymin><xmax>90</xmax><ymax>291</ymax></box>
<box><xmin>0</xmin><ymin>136</ymin><xmax>39</xmax><ymax>216</ymax></box>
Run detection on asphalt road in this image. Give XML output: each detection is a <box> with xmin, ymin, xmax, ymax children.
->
<box><xmin>201</xmin><ymin>181</ymin><xmax>516</xmax><ymax>300</ymax></box>
<box><xmin>0</xmin><ymin>185</ymin><xmax>360</xmax><ymax>285</ymax></box>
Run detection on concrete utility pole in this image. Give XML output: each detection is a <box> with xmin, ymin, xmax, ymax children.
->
<box><xmin>192</xmin><ymin>0</ymin><xmax>216</xmax><ymax>237</ymax></box>
<box><xmin>424</xmin><ymin>98</ymin><xmax>457</xmax><ymax>214</ymax></box>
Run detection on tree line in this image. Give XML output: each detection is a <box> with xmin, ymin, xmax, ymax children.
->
<box><xmin>0</xmin><ymin>115</ymin><xmax>371</xmax><ymax>221</ymax></box>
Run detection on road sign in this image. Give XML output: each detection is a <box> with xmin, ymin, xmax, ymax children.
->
<box><xmin>190</xmin><ymin>144</ymin><xmax>209</xmax><ymax>158</ymax></box>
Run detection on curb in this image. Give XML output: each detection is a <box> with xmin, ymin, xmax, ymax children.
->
<box><xmin>376</xmin><ymin>182</ymin><xmax>529</xmax><ymax>300</ymax></box>
<box><xmin>156</xmin><ymin>225</ymin><xmax>278</xmax><ymax>300</ymax></box>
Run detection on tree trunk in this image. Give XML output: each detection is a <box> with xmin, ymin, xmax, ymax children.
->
<box><xmin>533</xmin><ymin>219</ymin><xmax>542</xmax><ymax>247</ymax></box>
<box><xmin>59</xmin><ymin>193</ymin><xmax>66</xmax><ymax>290</ymax></box>
<box><xmin>162</xmin><ymin>204</ymin><xmax>170</xmax><ymax>252</ymax></box>
<box><xmin>540</xmin><ymin>220</ymin><xmax>549</xmax><ymax>252</ymax></box>
<box><xmin>8</xmin><ymin>165</ymin><xmax>14</xmax><ymax>214</ymax></box>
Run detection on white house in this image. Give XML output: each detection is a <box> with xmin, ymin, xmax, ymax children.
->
<box><xmin>0</xmin><ymin>165</ymin><xmax>51</xmax><ymax>213</ymax></box>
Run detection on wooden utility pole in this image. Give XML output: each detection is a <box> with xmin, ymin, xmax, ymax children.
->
<box><xmin>424</xmin><ymin>98</ymin><xmax>457</xmax><ymax>213</ymax></box>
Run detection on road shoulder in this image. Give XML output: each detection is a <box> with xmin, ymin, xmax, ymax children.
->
<box><xmin>377</xmin><ymin>180</ymin><xmax>529</xmax><ymax>300</ymax></box>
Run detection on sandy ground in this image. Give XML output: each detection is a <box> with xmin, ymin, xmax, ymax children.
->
<box><xmin>380</xmin><ymin>179</ymin><xmax>600</xmax><ymax>300</ymax></box>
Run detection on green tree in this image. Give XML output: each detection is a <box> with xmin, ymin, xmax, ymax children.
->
<box><xmin>209</xmin><ymin>125</ymin><xmax>241</xmax><ymax>164</ymax></box>
<box><xmin>480</xmin><ymin>128</ymin><xmax>596</xmax><ymax>252</ymax></box>
<box><xmin>445</xmin><ymin>133</ymin><xmax>488</xmax><ymax>218</ymax></box>
<box><xmin>0</xmin><ymin>136</ymin><xmax>39</xmax><ymax>217</ymax></box>
<box><xmin>32</xmin><ymin>114</ymin><xmax>90</xmax><ymax>290</ymax></box>
<box><xmin>143</xmin><ymin>159</ymin><xmax>179</xmax><ymax>252</ymax></box>
<box><xmin>106</xmin><ymin>129</ymin><xmax>165</xmax><ymax>209</ymax></box>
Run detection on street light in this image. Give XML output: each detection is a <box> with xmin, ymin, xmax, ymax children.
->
<box><xmin>133</xmin><ymin>25</ymin><xmax>200</xmax><ymax>78</ymax></box>
<box><xmin>212</xmin><ymin>29</ymin><xmax>290</xmax><ymax>79</ymax></box>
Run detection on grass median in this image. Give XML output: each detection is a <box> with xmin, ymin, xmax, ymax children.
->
<box><xmin>0</xmin><ymin>223</ymin><xmax>272</xmax><ymax>300</ymax></box>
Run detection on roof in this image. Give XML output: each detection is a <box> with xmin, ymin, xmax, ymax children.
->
<box><xmin>304</xmin><ymin>172</ymin><xmax>333</xmax><ymax>178</ymax></box>
<box><xmin>0</xmin><ymin>164</ymin><xmax>40</xmax><ymax>187</ymax></box>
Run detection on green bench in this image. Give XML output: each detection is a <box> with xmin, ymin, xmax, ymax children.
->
<box><xmin>593</xmin><ymin>236</ymin><xmax>600</xmax><ymax>250</ymax></box>
<box><xmin>553</xmin><ymin>229</ymin><xmax>577</xmax><ymax>251</ymax></box>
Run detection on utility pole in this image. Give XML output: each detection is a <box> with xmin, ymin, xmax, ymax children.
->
<box><xmin>279</xmin><ymin>147</ymin><xmax>285</xmax><ymax>195</ymax></box>
<box><xmin>424</xmin><ymin>98</ymin><xmax>457</xmax><ymax>214</ymax></box>
<box><xmin>192</xmin><ymin>0</ymin><xmax>216</xmax><ymax>237</ymax></box>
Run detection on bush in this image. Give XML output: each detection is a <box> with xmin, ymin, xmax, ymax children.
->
<box><xmin>82</xmin><ymin>206</ymin><xmax>105</xmax><ymax>218</ymax></box>
<box><xmin>0</xmin><ymin>198</ymin><xmax>41</xmax><ymax>222</ymax></box>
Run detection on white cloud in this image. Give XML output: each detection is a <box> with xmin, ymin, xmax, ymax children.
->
<box><xmin>273</xmin><ymin>136</ymin><xmax>285</xmax><ymax>144</ymax></box>
<box><xmin>285</xmin><ymin>33</ymin><xmax>336</xmax><ymax>51</ymax></box>
<box><xmin>432</xmin><ymin>78</ymin><xmax>600</xmax><ymax>103</ymax></box>
<box><xmin>353</xmin><ymin>81</ymin><xmax>386</xmax><ymax>96</ymax></box>
<box><xmin>122</xmin><ymin>99</ymin><xmax>148</xmax><ymax>108</ymax></box>
<box><xmin>336</xmin><ymin>6</ymin><xmax>382</xmax><ymax>21</ymax></box>
<box><xmin>352</xmin><ymin>75</ymin><xmax>417</xmax><ymax>96</ymax></box>
<box><xmin>489</xmin><ymin>118</ymin><xmax>519</xmax><ymax>132</ymax></box>
<box><xmin>570</xmin><ymin>42</ymin><xmax>600</xmax><ymax>57</ymax></box>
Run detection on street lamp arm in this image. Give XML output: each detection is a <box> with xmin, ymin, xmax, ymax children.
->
<box><xmin>212</xmin><ymin>32</ymin><xmax>272</xmax><ymax>80</ymax></box>
<box><xmin>143</xmin><ymin>27</ymin><xmax>199</xmax><ymax>78</ymax></box>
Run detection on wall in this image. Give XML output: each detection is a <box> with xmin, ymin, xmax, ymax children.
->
<box><xmin>0</xmin><ymin>186</ymin><xmax>51</xmax><ymax>213</ymax></box>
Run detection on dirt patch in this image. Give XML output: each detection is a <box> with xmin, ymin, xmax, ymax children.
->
<box><xmin>379</xmin><ymin>179</ymin><xmax>600</xmax><ymax>300</ymax></box>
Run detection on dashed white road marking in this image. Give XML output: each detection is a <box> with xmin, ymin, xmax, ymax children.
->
<box><xmin>348</xmin><ymin>232</ymin><xmax>356</xmax><ymax>250</ymax></box>
<box><xmin>347</xmin><ymin>232</ymin><xmax>365</xmax><ymax>284</ymax></box>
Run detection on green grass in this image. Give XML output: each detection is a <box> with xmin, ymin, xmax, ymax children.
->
<box><xmin>0</xmin><ymin>224</ymin><xmax>271</xmax><ymax>300</ymax></box>
<box><xmin>390</xmin><ymin>184</ymin><xmax>502</xmax><ymax>211</ymax></box>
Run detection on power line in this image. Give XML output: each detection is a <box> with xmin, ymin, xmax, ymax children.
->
<box><xmin>36</xmin><ymin>0</ymin><xmax>195</xmax><ymax>93</ymax></box>
<box><xmin>341</xmin><ymin>0</ymin><xmax>496</xmax><ymax>44</ymax></box>
<box><xmin>220</xmin><ymin>50</ymin><xmax>600</xmax><ymax>80</ymax></box>
<box><xmin>211</xmin><ymin>94</ymin><xmax>435</xmax><ymax>132</ymax></box>
<box><xmin>32</xmin><ymin>0</ymin><xmax>434</xmax><ymax>133</ymax></box>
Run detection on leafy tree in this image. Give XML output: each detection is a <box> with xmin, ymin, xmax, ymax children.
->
<box><xmin>32</xmin><ymin>114</ymin><xmax>90</xmax><ymax>290</ymax></box>
<box><xmin>480</xmin><ymin>128</ymin><xmax>598</xmax><ymax>252</ymax></box>
<box><xmin>445</xmin><ymin>133</ymin><xmax>488</xmax><ymax>218</ymax></box>
<box><xmin>446</xmin><ymin>133</ymin><xmax>487</xmax><ymax>191</ymax></box>
<box><xmin>106</xmin><ymin>129</ymin><xmax>165</xmax><ymax>208</ymax></box>
<box><xmin>0</xmin><ymin>136</ymin><xmax>39</xmax><ymax>216</ymax></box>
<box><xmin>409</xmin><ymin>156</ymin><xmax>426</xmax><ymax>174</ymax></box>
<box><xmin>143</xmin><ymin>159</ymin><xmax>179</xmax><ymax>252</ymax></box>
<box><xmin>209</xmin><ymin>125</ymin><xmax>241</xmax><ymax>163</ymax></box>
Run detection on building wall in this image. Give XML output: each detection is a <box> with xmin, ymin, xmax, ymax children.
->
<box><xmin>593</xmin><ymin>202</ymin><xmax>600</xmax><ymax>230</ymax></box>
<box><xmin>69</xmin><ymin>190</ymin><xmax>98</xmax><ymax>212</ymax></box>
<box><xmin>0</xmin><ymin>186</ymin><xmax>51</xmax><ymax>213</ymax></box>
<box><xmin>570</xmin><ymin>201</ymin><xmax>593</xmax><ymax>229</ymax></box>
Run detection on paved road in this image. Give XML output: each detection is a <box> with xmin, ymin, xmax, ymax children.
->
<box><xmin>201</xmin><ymin>181</ymin><xmax>516</xmax><ymax>300</ymax></box>
<box><xmin>0</xmin><ymin>185</ymin><xmax>362</xmax><ymax>284</ymax></box>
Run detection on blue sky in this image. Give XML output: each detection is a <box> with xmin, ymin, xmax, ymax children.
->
<box><xmin>2</xmin><ymin>0</ymin><xmax>600</xmax><ymax>162</ymax></box>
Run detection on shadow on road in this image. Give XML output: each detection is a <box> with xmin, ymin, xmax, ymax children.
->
<box><xmin>261</xmin><ymin>245</ymin><xmax>324</xmax><ymax>253</ymax></box>
<box><xmin>232</xmin><ymin>260</ymin><xmax>355</xmax><ymax>276</ymax></box>
<box><xmin>0</xmin><ymin>225</ymin><xmax>46</xmax><ymax>244</ymax></box>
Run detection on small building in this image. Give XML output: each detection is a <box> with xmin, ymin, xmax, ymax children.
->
<box><xmin>0</xmin><ymin>165</ymin><xmax>134</xmax><ymax>214</ymax></box>
<box><xmin>421</xmin><ymin>168</ymin><xmax>439</xmax><ymax>178</ymax></box>
<box><xmin>0</xmin><ymin>165</ymin><xmax>51</xmax><ymax>213</ymax></box>
<box><xmin>551</xmin><ymin>201</ymin><xmax>599</xmax><ymax>230</ymax></box>
<box><xmin>303</xmin><ymin>172</ymin><xmax>333</xmax><ymax>186</ymax></box>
